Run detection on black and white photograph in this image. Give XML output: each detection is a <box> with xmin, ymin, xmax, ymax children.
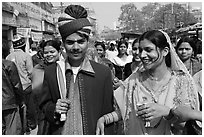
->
<box><xmin>2</xmin><ymin>1</ymin><xmax>202</xmax><ymax>135</ymax></box>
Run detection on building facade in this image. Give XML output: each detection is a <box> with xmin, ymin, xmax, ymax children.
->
<box><xmin>2</xmin><ymin>2</ymin><xmax>57</xmax><ymax>52</ymax></box>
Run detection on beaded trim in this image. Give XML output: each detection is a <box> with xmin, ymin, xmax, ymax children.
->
<box><xmin>78</xmin><ymin>73</ymin><xmax>89</xmax><ymax>134</ymax></box>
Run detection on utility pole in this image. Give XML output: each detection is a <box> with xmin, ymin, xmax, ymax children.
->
<box><xmin>187</xmin><ymin>2</ymin><xmax>190</xmax><ymax>25</ymax></box>
<box><xmin>171</xmin><ymin>3</ymin><xmax>174</xmax><ymax>14</ymax></box>
<box><xmin>163</xmin><ymin>12</ymin><xmax>165</xmax><ymax>29</ymax></box>
<box><xmin>60</xmin><ymin>2</ymin><xmax>63</xmax><ymax>14</ymax></box>
<box><xmin>171</xmin><ymin>3</ymin><xmax>177</xmax><ymax>29</ymax></box>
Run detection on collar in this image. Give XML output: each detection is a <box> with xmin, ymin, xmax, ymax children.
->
<box><xmin>13</xmin><ymin>49</ymin><xmax>23</xmax><ymax>52</ymax></box>
<box><xmin>65</xmin><ymin>56</ymin><xmax>95</xmax><ymax>76</ymax></box>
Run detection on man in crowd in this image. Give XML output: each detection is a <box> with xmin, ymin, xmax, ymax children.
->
<box><xmin>2</xmin><ymin>39</ymin><xmax>24</xmax><ymax>134</ymax></box>
<box><xmin>6</xmin><ymin>36</ymin><xmax>36</xmax><ymax>133</ymax></box>
<box><xmin>39</xmin><ymin>4</ymin><xmax>115</xmax><ymax>134</ymax></box>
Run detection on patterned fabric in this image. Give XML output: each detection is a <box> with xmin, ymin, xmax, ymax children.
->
<box><xmin>41</xmin><ymin>59</ymin><xmax>114</xmax><ymax>134</ymax></box>
<box><xmin>56</xmin><ymin>57</ymin><xmax>95</xmax><ymax>134</ymax></box>
<box><xmin>193</xmin><ymin>70</ymin><xmax>202</xmax><ymax>95</ymax></box>
<box><xmin>160</xmin><ymin>30</ymin><xmax>189</xmax><ymax>74</ymax></box>
<box><xmin>114</xmin><ymin>70</ymin><xmax>198</xmax><ymax>135</ymax></box>
<box><xmin>113</xmin><ymin>30</ymin><xmax>199</xmax><ymax>135</ymax></box>
<box><xmin>61</xmin><ymin>74</ymin><xmax>83</xmax><ymax>134</ymax></box>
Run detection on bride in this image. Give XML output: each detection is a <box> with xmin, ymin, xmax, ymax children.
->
<box><xmin>96</xmin><ymin>30</ymin><xmax>199</xmax><ymax>135</ymax></box>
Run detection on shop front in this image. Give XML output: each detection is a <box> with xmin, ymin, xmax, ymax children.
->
<box><xmin>2</xmin><ymin>2</ymin><xmax>17</xmax><ymax>49</ymax></box>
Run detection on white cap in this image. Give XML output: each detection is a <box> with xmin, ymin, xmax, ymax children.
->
<box><xmin>110</xmin><ymin>41</ymin><xmax>116</xmax><ymax>45</ymax></box>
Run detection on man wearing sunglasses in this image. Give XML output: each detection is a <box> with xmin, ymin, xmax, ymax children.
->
<box><xmin>39</xmin><ymin>5</ymin><xmax>114</xmax><ymax>135</ymax></box>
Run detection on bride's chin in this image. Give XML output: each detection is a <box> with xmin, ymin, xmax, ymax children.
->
<box><xmin>143</xmin><ymin>64</ymin><xmax>153</xmax><ymax>70</ymax></box>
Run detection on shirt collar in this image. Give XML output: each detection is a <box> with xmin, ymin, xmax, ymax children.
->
<box><xmin>65</xmin><ymin>56</ymin><xmax>95</xmax><ymax>76</ymax></box>
<box><xmin>13</xmin><ymin>49</ymin><xmax>23</xmax><ymax>52</ymax></box>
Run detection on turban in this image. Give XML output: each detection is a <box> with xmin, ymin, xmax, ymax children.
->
<box><xmin>58</xmin><ymin>5</ymin><xmax>92</xmax><ymax>40</ymax></box>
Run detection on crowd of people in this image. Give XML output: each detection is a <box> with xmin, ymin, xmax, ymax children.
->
<box><xmin>2</xmin><ymin>4</ymin><xmax>202</xmax><ymax>135</ymax></box>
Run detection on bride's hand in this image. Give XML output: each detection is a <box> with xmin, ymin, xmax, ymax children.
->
<box><xmin>137</xmin><ymin>102</ymin><xmax>170</xmax><ymax>121</ymax></box>
<box><xmin>96</xmin><ymin>116</ymin><xmax>105</xmax><ymax>135</ymax></box>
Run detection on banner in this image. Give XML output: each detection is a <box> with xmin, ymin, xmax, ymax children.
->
<box><xmin>17</xmin><ymin>28</ymin><xmax>31</xmax><ymax>38</ymax></box>
<box><xmin>31</xmin><ymin>31</ymin><xmax>43</xmax><ymax>42</ymax></box>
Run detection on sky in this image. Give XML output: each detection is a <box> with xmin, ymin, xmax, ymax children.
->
<box><xmin>3</xmin><ymin>0</ymin><xmax>202</xmax><ymax>31</ymax></box>
<box><xmin>52</xmin><ymin>1</ymin><xmax>202</xmax><ymax>32</ymax></box>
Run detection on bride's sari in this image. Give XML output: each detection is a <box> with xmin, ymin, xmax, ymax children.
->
<box><xmin>114</xmin><ymin>30</ymin><xmax>199</xmax><ymax>135</ymax></box>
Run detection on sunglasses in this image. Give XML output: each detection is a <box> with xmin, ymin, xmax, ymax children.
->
<box><xmin>65</xmin><ymin>38</ymin><xmax>86</xmax><ymax>45</ymax></box>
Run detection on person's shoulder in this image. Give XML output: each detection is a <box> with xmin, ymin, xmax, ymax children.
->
<box><xmin>90</xmin><ymin>60</ymin><xmax>108</xmax><ymax>68</ymax></box>
<box><xmin>102</xmin><ymin>57</ymin><xmax>111</xmax><ymax>63</ymax></box>
<box><xmin>3</xmin><ymin>59</ymin><xmax>12</xmax><ymax>64</ymax></box>
<box><xmin>193</xmin><ymin>70</ymin><xmax>202</xmax><ymax>78</ymax></box>
<box><xmin>125</xmin><ymin>62</ymin><xmax>132</xmax><ymax>68</ymax></box>
<box><xmin>191</xmin><ymin>58</ymin><xmax>202</xmax><ymax>73</ymax></box>
<box><xmin>102</xmin><ymin>58</ymin><xmax>113</xmax><ymax>65</ymax></box>
<box><xmin>6</xmin><ymin>52</ymin><xmax>14</xmax><ymax>59</ymax></box>
<box><xmin>3</xmin><ymin>59</ymin><xmax>16</xmax><ymax>66</ymax></box>
<box><xmin>127</xmin><ymin>55</ymin><xmax>133</xmax><ymax>59</ymax></box>
<box><xmin>24</xmin><ymin>52</ymin><xmax>32</xmax><ymax>57</ymax></box>
<box><xmin>191</xmin><ymin>58</ymin><xmax>201</xmax><ymax>64</ymax></box>
<box><xmin>2</xmin><ymin>59</ymin><xmax>17</xmax><ymax>72</ymax></box>
<box><xmin>90</xmin><ymin>60</ymin><xmax>110</xmax><ymax>72</ymax></box>
<box><xmin>171</xmin><ymin>70</ymin><xmax>193</xmax><ymax>82</ymax></box>
<box><xmin>34</xmin><ymin>63</ymin><xmax>45</xmax><ymax>70</ymax></box>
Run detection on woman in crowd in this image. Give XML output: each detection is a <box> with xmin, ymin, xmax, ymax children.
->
<box><xmin>175</xmin><ymin>36</ymin><xmax>202</xmax><ymax>76</ymax></box>
<box><xmin>96</xmin><ymin>30</ymin><xmax>199</xmax><ymax>135</ymax></box>
<box><xmin>31</xmin><ymin>39</ymin><xmax>61</xmax><ymax>134</ymax></box>
<box><xmin>105</xmin><ymin>41</ymin><xmax>118</xmax><ymax>63</ymax></box>
<box><xmin>111</xmin><ymin>40</ymin><xmax>133</xmax><ymax>81</ymax></box>
<box><xmin>175</xmin><ymin>36</ymin><xmax>202</xmax><ymax>134</ymax></box>
<box><xmin>123</xmin><ymin>38</ymin><xmax>143</xmax><ymax>80</ymax></box>
<box><xmin>94</xmin><ymin>41</ymin><xmax>114</xmax><ymax>72</ymax></box>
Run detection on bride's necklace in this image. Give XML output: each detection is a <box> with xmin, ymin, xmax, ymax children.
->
<box><xmin>141</xmin><ymin>70</ymin><xmax>172</xmax><ymax>101</ymax></box>
<box><xmin>148</xmin><ymin>72</ymin><xmax>159</xmax><ymax>81</ymax></box>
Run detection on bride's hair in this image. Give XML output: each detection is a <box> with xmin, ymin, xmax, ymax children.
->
<box><xmin>139</xmin><ymin>30</ymin><xmax>171</xmax><ymax>67</ymax></box>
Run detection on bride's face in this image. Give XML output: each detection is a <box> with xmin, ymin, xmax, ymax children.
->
<box><xmin>139</xmin><ymin>39</ymin><xmax>164</xmax><ymax>70</ymax></box>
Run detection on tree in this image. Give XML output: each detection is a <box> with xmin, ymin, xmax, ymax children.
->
<box><xmin>141</xmin><ymin>3</ymin><xmax>161</xmax><ymax>21</ymax></box>
<box><xmin>147</xmin><ymin>3</ymin><xmax>197</xmax><ymax>30</ymax></box>
<box><xmin>140</xmin><ymin>3</ymin><xmax>161</xmax><ymax>32</ymax></box>
<box><xmin>117</xmin><ymin>3</ymin><xmax>198</xmax><ymax>34</ymax></box>
<box><xmin>118</xmin><ymin>3</ymin><xmax>144</xmax><ymax>33</ymax></box>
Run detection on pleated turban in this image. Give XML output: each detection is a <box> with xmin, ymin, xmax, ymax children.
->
<box><xmin>58</xmin><ymin>5</ymin><xmax>92</xmax><ymax>40</ymax></box>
